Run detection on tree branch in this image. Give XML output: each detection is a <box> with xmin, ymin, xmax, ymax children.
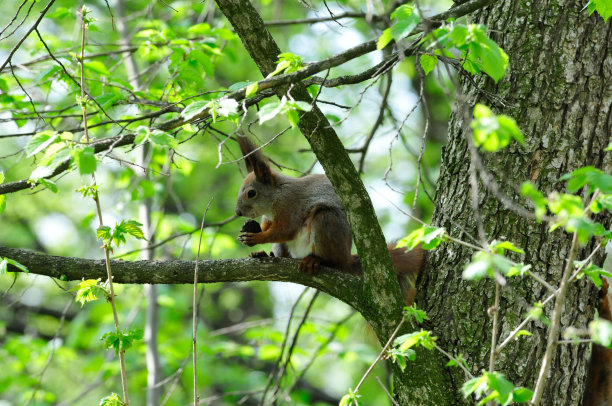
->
<box><xmin>0</xmin><ymin>245</ymin><xmax>366</xmax><ymax>312</ymax></box>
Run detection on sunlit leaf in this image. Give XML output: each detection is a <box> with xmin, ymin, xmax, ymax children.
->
<box><xmin>420</xmin><ymin>54</ymin><xmax>438</xmax><ymax>75</ymax></box>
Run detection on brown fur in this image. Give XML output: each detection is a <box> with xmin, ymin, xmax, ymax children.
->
<box><xmin>583</xmin><ymin>279</ymin><xmax>612</xmax><ymax>406</ymax></box>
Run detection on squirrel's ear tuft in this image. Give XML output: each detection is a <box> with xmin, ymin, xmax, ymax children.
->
<box><xmin>237</xmin><ymin>136</ymin><xmax>274</xmax><ymax>185</ymax></box>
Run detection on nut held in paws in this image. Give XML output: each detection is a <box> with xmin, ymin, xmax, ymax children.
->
<box><xmin>241</xmin><ymin>220</ymin><xmax>262</xmax><ymax>233</ymax></box>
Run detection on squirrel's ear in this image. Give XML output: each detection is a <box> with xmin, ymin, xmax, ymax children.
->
<box><xmin>237</xmin><ymin>136</ymin><xmax>274</xmax><ymax>185</ymax></box>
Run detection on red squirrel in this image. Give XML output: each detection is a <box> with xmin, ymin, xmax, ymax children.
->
<box><xmin>234</xmin><ymin>136</ymin><xmax>423</xmax><ymax>304</ymax></box>
<box><xmin>233</xmin><ymin>136</ymin><xmax>609</xmax><ymax>403</ymax></box>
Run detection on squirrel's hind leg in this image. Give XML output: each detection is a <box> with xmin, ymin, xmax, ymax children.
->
<box><xmin>307</xmin><ymin>206</ymin><xmax>353</xmax><ymax>272</ymax></box>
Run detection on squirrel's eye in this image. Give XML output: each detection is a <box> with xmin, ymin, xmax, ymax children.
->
<box><xmin>247</xmin><ymin>189</ymin><xmax>257</xmax><ymax>198</ymax></box>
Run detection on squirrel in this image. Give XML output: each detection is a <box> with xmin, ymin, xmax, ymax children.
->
<box><xmin>234</xmin><ymin>136</ymin><xmax>423</xmax><ymax>305</ymax></box>
<box><xmin>233</xmin><ymin>136</ymin><xmax>612</xmax><ymax>402</ymax></box>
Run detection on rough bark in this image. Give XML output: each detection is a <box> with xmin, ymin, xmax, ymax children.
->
<box><xmin>418</xmin><ymin>0</ymin><xmax>611</xmax><ymax>404</ymax></box>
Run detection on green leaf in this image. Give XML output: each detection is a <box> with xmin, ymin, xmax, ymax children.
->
<box><xmin>445</xmin><ymin>354</ymin><xmax>468</xmax><ymax>369</ymax></box>
<box><xmin>421</xmin><ymin>226</ymin><xmax>446</xmax><ymax>249</ymax></box>
<box><xmin>267</xmin><ymin>53</ymin><xmax>303</xmax><ymax>77</ymax></box>
<box><xmin>467</xmin><ymin>25</ymin><xmax>509</xmax><ymax>82</ymax></box>
<box><xmin>450</xmin><ymin>25</ymin><xmax>469</xmax><ymax>47</ymax></box>
<box><xmin>97</xmin><ymin>225</ymin><xmax>112</xmax><ymax>241</ymax></box>
<box><xmin>25</xmin><ymin>131</ymin><xmax>59</xmax><ymax>157</ymax></box>
<box><xmin>84</xmin><ymin>61</ymin><xmax>111</xmax><ymax>77</ymax></box>
<box><xmin>246</xmin><ymin>82</ymin><xmax>258</xmax><ymax>97</ymax></box>
<box><xmin>339</xmin><ymin>389</ymin><xmax>361</xmax><ymax>406</ymax></box>
<box><xmin>0</xmin><ymin>194</ymin><xmax>5</xmax><ymax>215</ymax></box>
<box><xmin>98</xmin><ymin>393</ymin><xmax>124</xmax><ymax>406</ymax></box>
<box><xmin>71</xmin><ymin>147</ymin><xmax>97</xmax><ymax>175</ymax></box>
<box><xmin>258</xmin><ymin>99</ymin><xmax>285</xmax><ymax>124</ymax></box>
<box><xmin>72</xmin><ymin>278</ymin><xmax>104</xmax><ymax>306</ymax></box>
<box><xmin>471</xmin><ymin>104</ymin><xmax>524</xmax><ymax>152</ymax></box>
<box><xmin>420</xmin><ymin>54</ymin><xmax>438</xmax><ymax>75</ymax></box>
<box><xmin>150</xmin><ymin>130</ymin><xmax>178</xmax><ymax>149</ymax></box>
<box><xmin>390</xmin><ymin>5</ymin><xmax>421</xmax><ymax>42</ymax></box>
<box><xmin>529</xmin><ymin>302</ymin><xmax>550</xmax><ymax>326</ymax></box>
<box><xmin>404</xmin><ymin>304</ymin><xmax>428</xmax><ymax>323</ymax></box>
<box><xmin>394</xmin><ymin>329</ymin><xmax>436</xmax><ymax>351</ymax></box>
<box><xmin>187</xmin><ymin>22</ymin><xmax>211</xmax><ymax>36</ymax></box>
<box><xmin>394</xmin><ymin>352</ymin><xmax>408</xmax><ymax>371</ymax></box>
<box><xmin>515</xmin><ymin>330</ymin><xmax>532</xmax><ymax>338</ymax></box>
<box><xmin>117</xmin><ymin>219</ymin><xmax>146</xmax><ymax>240</ymax></box>
<box><xmin>521</xmin><ymin>181</ymin><xmax>547</xmax><ymax>220</ymax></box>
<box><xmin>38</xmin><ymin>178</ymin><xmax>58</xmax><ymax>193</ymax></box>
<box><xmin>512</xmin><ymin>387</ymin><xmax>534</xmax><ymax>403</ymax></box>
<box><xmin>101</xmin><ymin>328</ymin><xmax>144</xmax><ymax>354</ymax></box>
<box><xmin>286</xmin><ymin>109</ymin><xmax>300</xmax><ymax>128</ymax></box>
<box><xmin>377</xmin><ymin>28</ymin><xmax>394</xmax><ymax>50</ymax></box>
<box><xmin>0</xmin><ymin>259</ymin><xmax>6</xmax><ymax>276</ymax></box>
<box><xmin>181</xmin><ymin>100</ymin><xmax>208</xmax><ymax>121</ymax></box>
<box><xmin>428</xmin><ymin>23</ymin><xmax>508</xmax><ymax>82</ymax></box>
<box><xmin>564</xmin><ymin>166</ymin><xmax>612</xmax><ymax>194</ymax></box>
<box><xmin>0</xmin><ymin>171</ymin><xmax>4</xmax><ymax>184</ymax></box>
<box><xmin>490</xmin><ymin>240</ymin><xmax>525</xmax><ymax>254</ymax></box>
<box><xmin>397</xmin><ymin>226</ymin><xmax>446</xmax><ymax>250</ymax></box>
<box><xmin>3</xmin><ymin>257</ymin><xmax>29</xmax><ymax>274</ymax></box>
<box><xmin>581</xmin><ymin>263</ymin><xmax>612</xmax><ymax>289</ymax></box>
<box><xmin>507</xmin><ymin>263</ymin><xmax>531</xmax><ymax>277</ymax></box>
<box><xmin>95</xmin><ymin>93</ymin><xmax>122</xmax><ymax>109</ymax></box>
<box><xmin>595</xmin><ymin>194</ymin><xmax>612</xmax><ymax>211</ymax></box>
<box><xmin>462</xmin><ymin>374</ymin><xmax>488</xmax><ymax>397</ymax></box>
<box><xmin>463</xmin><ymin>257</ymin><xmax>490</xmax><ymax>280</ymax></box>
<box><xmin>590</xmin><ymin>318</ymin><xmax>612</xmax><ymax>347</ymax></box>
<box><xmin>587</xmin><ymin>0</ymin><xmax>612</xmax><ymax>21</ymax></box>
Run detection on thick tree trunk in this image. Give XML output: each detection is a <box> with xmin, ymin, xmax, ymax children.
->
<box><xmin>419</xmin><ymin>0</ymin><xmax>611</xmax><ymax>404</ymax></box>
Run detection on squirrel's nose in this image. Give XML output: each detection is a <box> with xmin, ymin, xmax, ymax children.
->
<box><xmin>235</xmin><ymin>207</ymin><xmax>242</xmax><ymax>217</ymax></box>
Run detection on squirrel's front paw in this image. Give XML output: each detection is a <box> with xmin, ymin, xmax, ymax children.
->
<box><xmin>238</xmin><ymin>232</ymin><xmax>260</xmax><ymax>247</ymax></box>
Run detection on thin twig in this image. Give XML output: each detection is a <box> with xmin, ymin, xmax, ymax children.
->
<box><xmin>489</xmin><ymin>282</ymin><xmax>500</xmax><ymax>372</ymax></box>
<box><xmin>433</xmin><ymin>343</ymin><xmax>474</xmax><ymax>379</ymax></box>
<box><xmin>0</xmin><ymin>0</ymin><xmax>57</xmax><ymax>73</ymax></box>
<box><xmin>264</xmin><ymin>11</ymin><xmax>370</xmax><ymax>26</ymax></box>
<box><xmin>193</xmin><ymin>197</ymin><xmax>214</xmax><ymax>405</ymax></box>
<box><xmin>530</xmin><ymin>232</ymin><xmax>580</xmax><ymax>405</ymax></box>
<box><xmin>354</xmin><ymin>316</ymin><xmax>406</xmax><ymax>393</ymax></box>
<box><xmin>375</xmin><ymin>376</ymin><xmax>400</xmax><ymax>406</ymax></box>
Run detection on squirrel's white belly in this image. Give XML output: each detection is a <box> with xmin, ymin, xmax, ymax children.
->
<box><xmin>286</xmin><ymin>224</ymin><xmax>314</xmax><ymax>259</ymax></box>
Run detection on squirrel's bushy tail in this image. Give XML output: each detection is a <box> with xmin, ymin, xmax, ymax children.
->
<box><xmin>351</xmin><ymin>244</ymin><xmax>424</xmax><ymax>306</ymax></box>
<box><xmin>583</xmin><ymin>278</ymin><xmax>612</xmax><ymax>405</ymax></box>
